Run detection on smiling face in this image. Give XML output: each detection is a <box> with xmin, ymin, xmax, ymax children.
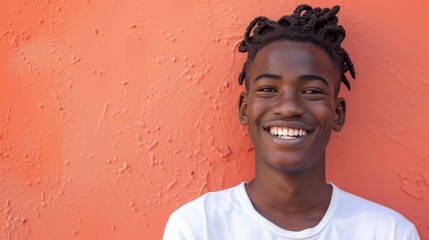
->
<box><xmin>239</xmin><ymin>40</ymin><xmax>346</xmax><ymax>173</ymax></box>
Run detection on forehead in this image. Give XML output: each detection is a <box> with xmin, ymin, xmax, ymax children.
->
<box><xmin>247</xmin><ymin>40</ymin><xmax>339</xmax><ymax>85</ymax></box>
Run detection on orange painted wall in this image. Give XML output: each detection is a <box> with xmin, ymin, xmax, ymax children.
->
<box><xmin>1</xmin><ymin>0</ymin><xmax>428</xmax><ymax>239</ymax></box>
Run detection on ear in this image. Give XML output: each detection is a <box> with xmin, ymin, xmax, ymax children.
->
<box><xmin>238</xmin><ymin>92</ymin><xmax>248</xmax><ymax>125</ymax></box>
<box><xmin>333</xmin><ymin>97</ymin><xmax>346</xmax><ymax>132</ymax></box>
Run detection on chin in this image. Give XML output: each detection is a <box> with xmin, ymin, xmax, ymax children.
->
<box><xmin>267</xmin><ymin>155</ymin><xmax>314</xmax><ymax>173</ymax></box>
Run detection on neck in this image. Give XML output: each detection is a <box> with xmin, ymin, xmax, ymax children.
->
<box><xmin>245</xmin><ymin>155</ymin><xmax>332</xmax><ymax>230</ymax></box>
<box><xmin>248</xmin><ymin>168</ymin><xmax>330</xmax><ymax>213</ymax></box>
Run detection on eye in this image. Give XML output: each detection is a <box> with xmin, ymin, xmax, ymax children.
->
<box><xmin>302</xmin><ymin>88</ymin><xmax>328</xmax><ymax>100</ymax></box>
<box><xmin>302</xmin><ymin>89</ymin><xmax>324</xmax><ymax>94</ymax></box>
<box><xmin>257</xmin><ymin>86</ymin><xmax>277</xmax><ymax>93</ymax></box>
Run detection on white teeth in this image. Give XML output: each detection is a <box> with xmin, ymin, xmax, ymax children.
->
<box><xmin>268</xmin><ymin>127</ymin><xmax>308</xmax><ymax>139</ymax></box>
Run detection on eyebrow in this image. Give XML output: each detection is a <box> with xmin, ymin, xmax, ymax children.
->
<box><xmin>254</xmin><ymin>73</ymin><xmax>329</xmax><ymax>86</ymax></box>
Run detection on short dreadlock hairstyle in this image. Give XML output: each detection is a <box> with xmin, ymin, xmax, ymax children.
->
<box><xmin>238</xmin><ymin>4</ymin><xmax>356</xmax><ymax>92</ymax></box>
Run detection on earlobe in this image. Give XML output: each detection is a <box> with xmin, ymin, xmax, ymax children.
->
<box><xmin>238</xmin><ymin>92</ymin><xmax>248</xmax><ymax>125</ymax></box>
<box><xmin>333</xmin><ymin>97</ymin><xmax>346</xmax><ymax>132</ymax></box>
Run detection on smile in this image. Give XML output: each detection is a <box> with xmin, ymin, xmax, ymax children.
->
<box><xmin>268</xmin><ymin>127</ymin><xmax>308</xmax><ymax>140</ymax></box>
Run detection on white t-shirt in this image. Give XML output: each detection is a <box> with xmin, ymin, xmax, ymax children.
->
<box><xmin>163</xmin><ymin>182</ymin><xmax>419</xmax><ymax>240</ymax></box>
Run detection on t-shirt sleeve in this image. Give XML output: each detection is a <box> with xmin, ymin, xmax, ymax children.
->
<box><xmin>404</xmin><ymin>225</ymin><xmax>420</xmax><ymax>240</ymax></box>
<box><xmin>163</xmin><ymin>211</ymin><xmax>194</xmax><ymax>240</ymax></box>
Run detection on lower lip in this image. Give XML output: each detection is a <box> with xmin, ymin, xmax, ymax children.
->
<box><xmin>263</xmin><ymin>129</ymin><xmax>309</xmax><ymax>146</ymax></box>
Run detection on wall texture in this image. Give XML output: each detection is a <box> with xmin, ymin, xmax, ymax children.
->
<box><xmin>1</xmin><ymin>0</ymin><xmax>428</xmax><ymax>239</ymax></box>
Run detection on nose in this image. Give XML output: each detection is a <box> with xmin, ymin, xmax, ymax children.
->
<box><xmin>272</xmin><ymin>89</ymin><xmax>306</xmax><ymax>117</ymax></box>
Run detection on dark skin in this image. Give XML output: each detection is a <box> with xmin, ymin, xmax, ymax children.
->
<box><xmin>238</xmin><ymin>40</ymin><xmax>346</xmax><ymax>231</ymax></box>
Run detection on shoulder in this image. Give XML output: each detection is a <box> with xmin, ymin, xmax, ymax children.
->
<box><xmin>333</xmin><ymin>185</ymin><xmax>419</xmax><ymax>239</ymax></box>
<box><xmin>336</xmin><ymin>186</ymin><xmax>410</xmax><ymax>222</ymax></box>
<box><xmin>163</xmin><ymin>183</ymin><xmax>244</xmax><ymax>240</ymax></box>
<box><xmin>174</xmin><ymin>183</ymin><xmax>241</xmax><ymax>215</ymax></box>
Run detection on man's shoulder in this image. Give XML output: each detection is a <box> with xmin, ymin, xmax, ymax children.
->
<box><xmin>327</xmin><ymin>185</ymin><xmax>420</xmax><ymax>239</ymax></box>
<box><xmin>164</xmin><ymin>182</ymin><xmax>244</xmax><ymax>239</ymax></box>
<box><xmin>335</xmin><ymin>185</ymin><xmax>415</xmax><ymax>227</ymax></box>
<box><xmin>171</xmin><ymin>182</ymin><xmax>243</xmax><ymax>217</ymax></box>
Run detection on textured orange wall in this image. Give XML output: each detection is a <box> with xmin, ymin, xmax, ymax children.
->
<box><xmin>1</xmin><ymin>0</ymin><xmax>428</xmax><ymax>239</ymax></box>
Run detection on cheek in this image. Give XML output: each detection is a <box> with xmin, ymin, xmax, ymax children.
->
<box><xmin>246</xmin><ymin>100</ymin><xmax>269</xmax><ymax>144</ymax></box>
<box><xmin>247</xmin><ymin>99</ymin><xmax>268</xmax><ymax>121</ymax></box>
<box><xmin>310</xmin><ymin>102</ymin><xmax>336</xmax><ymax>127</ymax></box>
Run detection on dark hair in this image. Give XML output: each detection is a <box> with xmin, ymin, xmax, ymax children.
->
<box><xmin>238</xmin><ymin>4</ymin><xmax>356</xmax><ymax>92</ymax></box>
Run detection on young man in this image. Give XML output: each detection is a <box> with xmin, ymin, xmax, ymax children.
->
<box><xmin>163</xmin><ymin>4</ymin><xmax>420</xmax><ymax>239</ymax></box>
